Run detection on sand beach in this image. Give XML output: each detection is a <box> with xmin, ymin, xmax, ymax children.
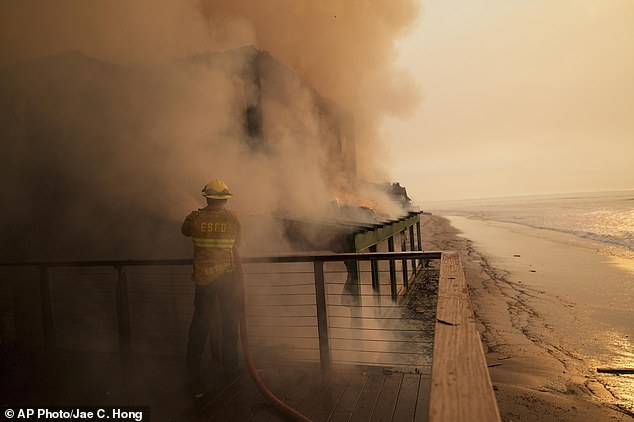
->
<box><xmin>420</xmin><ymin>214</ymin><xmax>633</xmax><ymax>421</ymax></box>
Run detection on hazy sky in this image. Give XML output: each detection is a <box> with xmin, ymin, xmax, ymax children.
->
<box><xmin>383</xmin><ymin>0</ymin><xmax>634</xmax><ymax>203</ymax></box>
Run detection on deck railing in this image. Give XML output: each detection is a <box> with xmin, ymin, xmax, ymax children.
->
<box><xmin>0</xmin><ymin>249</ymin><xmax>501</xmax><ymax>422</ymax></box>
<box><xmin>1</xmin><ymin>251</ymin><xmax>441</xmax><ymax>368</ymax></box>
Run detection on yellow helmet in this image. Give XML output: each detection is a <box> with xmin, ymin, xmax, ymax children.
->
<box><xmin>202</xmin><ymin>179</ymin><xmax>233</xmax><ymax>199</ymax></box>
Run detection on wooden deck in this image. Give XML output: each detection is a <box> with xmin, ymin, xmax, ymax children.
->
<box><xmin>0</xmin><ymin>348</ymin><xmax>430</xmax><ymax>422</ymax></box>
<box><xmin>175</xmin><ymin>364</ymin><xmax>430</xmax><ymax>422</ymax></box>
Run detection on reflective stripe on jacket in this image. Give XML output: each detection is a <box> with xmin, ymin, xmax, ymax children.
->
<box><xmin>192</xmin><ymin>238</ymin><xmax>236</xmax><ymax>248</ymax></box>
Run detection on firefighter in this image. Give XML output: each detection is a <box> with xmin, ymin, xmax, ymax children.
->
<box><xmin>181</xmin><ymin>179</ymin><xmax>242</xmax><ymax>397</ymax></box>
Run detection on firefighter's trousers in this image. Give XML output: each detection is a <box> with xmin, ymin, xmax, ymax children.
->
<box><xmin>186</xmin><ymin>272</ymin><xmax>239</xmax><ymax>374</ymax></box>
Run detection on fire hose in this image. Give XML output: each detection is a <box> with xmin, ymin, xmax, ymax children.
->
<box><xmin>237</xmin><ymin>268</ymin><xmax>312</xmax><ymax>422</ymax></box>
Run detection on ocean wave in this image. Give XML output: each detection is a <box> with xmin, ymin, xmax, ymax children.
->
<box><xmin>448</xmin><ymin>210</ymin><xmax>634</xmax><ymax>252</ymax></box>
<box><xmin>499</xmin><ymin>220</ymin><xmax>634</xmax><ymax>252</ymax></box>
<box><xmin>567</xmin><ymin>230</ymin><xmax>634</xmax><ymax>251</ymax></box>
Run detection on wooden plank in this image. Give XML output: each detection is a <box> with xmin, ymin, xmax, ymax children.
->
<box><xmin>388</xmin><ymin>237</ymin><xmax>397</xmax><ymax>300</ymax></box>
<box><xmin>39</xmin><ymin>266</ymin><xmax>56</xmax><ymax>348</ymax></box>
<box><xmin>212</xmin><ymin>371</ymin><xmax>290</xmax><ymax>422</ymax></box>
<box><xmin>370</xmin><ymin>371</ymin><xmax>403</xmax><ymax>421</ymax></box>
<box><xmin>415</xmin><ymin>374</ymin><xmax>431</xmax><ymax>422</ymax></box>
<box><xmin>115</xmin><ymin>266</ymin><xmax>132</xmax><ymax>353</ymax></box>
<box><xmin>267</xmin><ymin>368</ymin><xmax>319</xmax><ymax>422</ymax></box>
<box><xmin>302</xmin><ymin>367</ymin><xmax>355</xmax><ymax>422</ymax></box>
<box><xmin>328</xmin><ymin>370</ymin><xmax>369</xmax><ymax>422</ymax></box>
<box><xmin>296</xmin><ymin>376</ymin><xmax>330</xmax><ymax>418</ymax></box>
<box><xmin>428</xmin><ymin>252</ymin><xmax>501</xmax><ymax>422</ymax></box>
<box><xmin>349</xmin><ymin>370</ymin><xmax>384</xmax><ymax>422</ymax></box>
<box><xmin>247</xmin><ymin>366</ymin><xmax>303</xmax><ymax>422</ymax></box>
<box><xmin>201</xmin><ymin>376</ymin><xmax>251</xmax><ymax>421</ymax></box>
<box><xmin>171</xmin><ymin>375</ymin><xmax>245</xmax><ymax>421</ymax></box>
<box><xmin>353</xmin><ymin>214</ymin><xmax>421</xmax><ymax>252</ymax></box>
<box><xmin>392</xmin><ymin>373</ymin><xmax>420</xmax><ymax>422</ymax></box>
<box><xmin>314</xmin><ymin>260</ymin><xmax>331</xmax><ymax>370</ymax></box>
<box><xmin>597</xmin><ymin>367</ymin><xmax>634</xmax><ymax>374</ymax></box>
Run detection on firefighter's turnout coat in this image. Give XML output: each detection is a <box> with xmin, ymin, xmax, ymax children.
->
<box><xmin>181</xmin><ymin>204</ymin><xmax>241</xmax><ymax>284</ymax></box>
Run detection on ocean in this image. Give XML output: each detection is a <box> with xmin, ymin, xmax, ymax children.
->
<box><xmin>430</xmin><ymin>190</ymin><xmax>634</xmax><ymax>258</ymax></box>
<box><xmin>427</xmin><ymin>190</ymin><xmax>634</xmax><ymax>415</ymax></box>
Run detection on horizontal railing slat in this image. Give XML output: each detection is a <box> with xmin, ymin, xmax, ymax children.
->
<box><xmin>0</xmin><ymin>251</ymin><xmax>442</xmax><ymax>268</ymax></box>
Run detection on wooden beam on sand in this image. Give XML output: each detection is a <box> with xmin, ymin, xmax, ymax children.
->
<box><xmin>597</xmin><ymin>368</ymin><xmax>634</xmax><ymax>375</ymax></box>
<box><xmin>429</xmin><ymin>252</ymin><xmax>501</xmax><ymax>422</ymax></box>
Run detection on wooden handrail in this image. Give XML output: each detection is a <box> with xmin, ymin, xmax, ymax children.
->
<box><xmin>429</xmin><ymin>252</ymin><xmax>501</xmax><ymax>422</ymax></box>
<box><xmin>0</xmin><ymin>251</ymin><xmax>442</xmax><ymax>268</ymax></box>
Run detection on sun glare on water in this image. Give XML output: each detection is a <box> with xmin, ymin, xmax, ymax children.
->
<box><xmin>597</xmin><ymin>334</ymin><xmax>634</xmax><ymax>415</ymax></box>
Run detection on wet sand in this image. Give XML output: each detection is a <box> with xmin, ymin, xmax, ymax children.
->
<box><xmin>420</xmin><ymin>214</ymin><xmax>633</xmax><ymax>421</ymax></box>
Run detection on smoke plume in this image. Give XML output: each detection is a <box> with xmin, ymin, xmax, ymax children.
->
<box><xmin>0</xmin><ymin>0</ymin><xmax>422</xmax><ymax>260</ymax></box>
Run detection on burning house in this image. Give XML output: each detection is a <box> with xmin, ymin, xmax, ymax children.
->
<box><xmin>0</xmin><ymin>46</ymin><xmax>422</xmax><ymax>353</ymax></box>
<box><xmin>1</xmin><ymin>46</ymin><xmax>411</xmax><ymax>261</ymax></box>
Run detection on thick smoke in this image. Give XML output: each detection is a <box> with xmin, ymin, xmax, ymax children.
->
<box><xmin>194</xmin><ymin>1</ymin><xmax>422</xmax><ymax>173</ymax></box>
<box><xmin>0</xmin><ymin>1</ymin><xmax>421</xmax><ymax>260</ymax></box>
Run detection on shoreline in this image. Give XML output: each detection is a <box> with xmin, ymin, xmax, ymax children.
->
<box><xmin>421</xmin><ymin>214</ymin><xmax>633</xmax><ymax>421</ymax></box>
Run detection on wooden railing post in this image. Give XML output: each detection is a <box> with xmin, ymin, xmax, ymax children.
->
<box><xmin>401</xmin><ymin>230</ymin><xmax>408</xmax><ymax>289</ymax></box>
<box><xmin>409</xmin><ymin>225</ymin><xmax>416</xmax><ymax>272</ymax></box>
<box><xmin>416</xmin><ymin>221</ymin><xmax>423</xmax><ymax>266</ymax></box>
<box><xmin>313</xmin><ymin>260</ymin><xmax>330</xmax><ymax>371</ymax></box>
<box><xmin>115</xmin><ymin>266</ymin><xmax>132</xmax><ymax>354</ymax></box>
<box><xmin>369</xmin><ymin>244</ymin><xmax>379</xmax><ymax>292</ymax></box>
<box><xmin>39</xmin><ymin>265</ymin><xmax>56</xmax><ymax>348</ymax></box>
<box><xmin>387</xmin><ymin>237</ymin><xmax>397</xmax><ymax>301</ymax></box>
